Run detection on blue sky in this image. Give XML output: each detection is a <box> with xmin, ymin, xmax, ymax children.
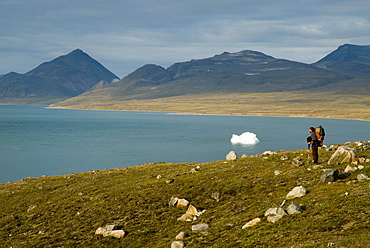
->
<box><xmin>1</xmin><ymin>0</ymin><xmax>370</xmax><ymax>78</ymax></box>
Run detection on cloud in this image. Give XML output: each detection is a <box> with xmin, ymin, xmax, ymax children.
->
<box><xmin>1</xmin><ymin>0</ymin><xmax>370</xmax><ymax>77</ymax></box>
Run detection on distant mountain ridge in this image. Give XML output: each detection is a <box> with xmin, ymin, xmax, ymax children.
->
<box><xmin>313</xmin><ymin>44</ymin><xmax>370</xmax><ymax>78</ymax></box>
<box><xmin>0</xmin><ymin>49</ymin><xmax>119</xmax><ymax>103</ymax></box>
<box><xmin>1</xmin><ymin>44</ymin><xmax>369</xmax><ymax>105</ymax></box>
<box><xmin>63</xmin><ymin>49</ymin><xmax>348</xmax><ymax>103</ymax></box>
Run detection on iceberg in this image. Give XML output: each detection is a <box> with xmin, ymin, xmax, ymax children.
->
<box><xmin>230</xmin><ymin>132</ymin><xmax>260</xmax><ymax>145</ymax></box>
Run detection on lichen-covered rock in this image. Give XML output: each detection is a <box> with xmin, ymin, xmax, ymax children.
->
<box><xmin>328</xmin><ymin>146</ymin><xmax>357</xmax><ymax>165</ymax></box>
<box><xmin>286</xmin><ymin>186</ymin><xmax>306</xmax><ymax>199</ymax></box>
<box><xmin>192</xmin><ymin>223</ymin><xmax>209</xmax><ymax>232</ymax></box>
<box><xmin>287</xmin><ymin>203</ymin><xmax>303</xmax><ymax>215</ymax></box>
<box><xmin>226</xmin><ymin>151</ymin><xmax>238</xmax><ymax>160</ymax></box>
<box><xmin>320</xmin><ymin>169</ymin><xmax>339</xmax><ymax>183</ymax></box>
<box><xmin>171</xmin><ymin>241</ymin><xmax>184</xmax><ymax>248</ymax></box>
<box><xmin>264</xmin><ymin>207</ymin><xmax>286</xmax><ymax>223</ymax></box>
<box><xmin>242</xmin><ymin>217</ymin><xmax>261</xmax><ymax>229</ymax></box>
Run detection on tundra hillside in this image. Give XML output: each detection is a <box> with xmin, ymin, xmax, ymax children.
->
<box><xmin>1</xmin><ymin>141</ymin><xmax>369</xmax><ymax>247</ymax></box>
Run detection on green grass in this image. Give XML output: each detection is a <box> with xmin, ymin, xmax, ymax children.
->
<box><xmin>1</xmin><ymin>142</ymin><xmax>370</xmax><ymax>247</ymax></box>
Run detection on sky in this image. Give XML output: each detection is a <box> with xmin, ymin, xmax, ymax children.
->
<box><xmin>1</xmin><ymin>0</ymin><xmax>370</xmax><ymax>78</ymax></box>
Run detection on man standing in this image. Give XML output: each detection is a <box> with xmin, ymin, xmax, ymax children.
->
<box><xmin>308</xmin><ymin>127</ymin><xmax>319</xmax><ymax>164</ymax></box>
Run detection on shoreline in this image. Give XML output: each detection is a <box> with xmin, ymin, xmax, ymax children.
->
<box><xmin>47</xmin><ymin>105</ymin><xmax>370</xmax><ymax>123</ymax></box>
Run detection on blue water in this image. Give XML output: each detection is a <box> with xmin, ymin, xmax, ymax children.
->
<box><xmin>1</xmin><ymin>105</ymin><xmax>369</xmax><ymax>183</ymax></box>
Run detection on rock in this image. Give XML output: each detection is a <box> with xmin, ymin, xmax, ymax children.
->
<box><xmin>156</xmin><ymin>174</ymin><xmax>162</xmax><ymax>179</ymax></box>
<box><xmin>176</xmin><ymin>198</ymin><xmax>189</xmax><ymax>207</ymax></box>
<box><xmin>241</xmin><ymin>154</ymin><xmax>248</xmax><ymax>158</ymax></box>
<box><xmin>95</xmin><ymin>227</ymin><xmax>105</xmax><ymax>235</ymax></box>
<box><xmin>186</xmin><ymin>205</ymin><xmax>198</xmax><ymax>216</ymax></box>
<box><xmin>190</xmin><ymin>168</ymin><xmax>198</xmax><ymax>173</ymax></box>
<box><xmin>274</xmin><ymin>170</ymin><xmax>283</xmax><ymax>176</ymax></box>
<box><xmin>192</xmin><ymin>223</ymin><xmax>209</xmax><ymax>232</ymax></box>
<box><xmin>226</xmin><ymin>151</ymin><xmax>238</xmax><ymax>161</ymax></box>
<box><xmin>242</xmin><ymin>217</ymin><xmax>261</xmax><ymax>229</ymax></box>
<box><xmin>286</xmin><ymin>203</ymin><xmax>303</xmax><ymax>215</ymax></box>
<box><xmin>280</xmin><ymin>155</ymin><xmax>289</xmax><ymax>161</ymax></box>
<box><xmin>358</xmin><ymin>157</ymin><xmax>366</xmax><ymax>163</ymax></box>
<box><xmin>292</xmin><ymin>156</ymin><xmax>304</xmax><ymax>167</ymax></box>
<box><xmin>358</xmin><ymin>165</ymin><xmax>365</xmax><ymax>170</ymax></box>
<box><xmin>177</xmin><ymin>213</ymin><xmax>196</xmax><ymax>221</ymax></box>
<box><xmin>357</xmin><ymin>174</ymin><xmax>369</xmax><ymax>180</ymax></box>
<box><xmin>169</xmin><ymin>196</ymin><xmax>179</xmax><ymax>206</ymax></box>
<box><xmin>211</xmin><ymin>192</ymin><xmax>220</xmax><ymax>202</ymax></box>
<box><xmin>110</xmin><ymin>230</ymin><xmax>125</xmax><ymax>238</ymax></box>
<box><xmin>95</xmin><ymin>225</ymin><xmax>125</xmax><ymax>238</ymax></box>
<box><xmin>320</xmin><ymin>169</ymin><xmax>339</xmax><ymax>183</ymax></box>
<box><xmin>328</xmin><ymin>146</ymin><xmax>357</xmax><ymax>165</ymax></box>
<box><xmin>264</xmin><ymin>207</ymin><xmax>286</xmax><ymax>223</ymax></box>
<box><xmin>312</xmin><ymin>164</ymin><xmax>323</xmax><ymax>169</ymax></box>
<box><xmin>344</xmin><ymin>165</ymin><xmax>357</xmax><ymax>173</ymax></box>
<box><xmin>263</xmin><ymin>151</ymin><xmax>275</xmax><ymax>155</ymax></box>
<box><xmin>166</xmin><ymin>179</ymin><xmax>175</xmax><ymax>184</ymax></box>
<box><xmin>171</xmin><ymin>241</ymin><xmax>185</xmax><ymax>248</ymax></box>
<box><xmin>286</xmin><ymin>186</ymin><xmax>306</xmax><ymax>199</ymax></box>
<box><xmin>175</xmin><ymin>231</ymin><xmax>186</xmax><ymax>239</ymax></box>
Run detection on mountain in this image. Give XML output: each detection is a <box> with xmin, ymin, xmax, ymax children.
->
<box><xmin>64</xmin><ymin>50</ymin><xmax>346</xmax><ymax>103</ymax></box>
<box><xmin>0</xmin><ymin>49</ymin><xmax>119</xmax><ymax>103</ymax></box>
<box><xmin>313</xmin><ymin>44</ymin><xmax>370</xmax><ymax>78</ymax></box>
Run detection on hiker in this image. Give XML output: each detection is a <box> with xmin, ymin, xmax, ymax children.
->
<box><xmin>308</xmin><ymin>127</ymin><xmax>319</xmax><ymax>164</ymax></box>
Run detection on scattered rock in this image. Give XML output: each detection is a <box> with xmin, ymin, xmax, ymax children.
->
<box><xmin>95</xmin><ymin>225</ymin><xmax>125</xmax><ymax>238</ymax></box>
<box><xmin>242</xmin><ymin>217</ymin><xmax>261</xmax><ymax>229</ymax></box>
<box><xmin>177</xmin><ymin>213</ymin><xmax>196</xmax><ymax>221</ymax></box>
<box><xmin>226</xmin><ymin>151</ymin><xmax>238</xmax><ymax>161</ymax></box>
<box><xmin>344</xmin><ymin>165</ymin><xmax>357</xmax><ymax>173</ymax></box>
<box><xmin>211</xmin><ymin>192</ymin><xmax>220</xmax><ymax>202</ymax></box>
<box><xmin>280</xmin><ymin>155</ymin><xmax>289</xmax><ymax>161</ymax></box>
<box><xmin>328</xmin><ymin>146</ymin><xmax>357</xmax><ymax>165</ymax></box>
<box><xmin>274</xmin><ymin>170</ymin><xmax>283</xmax><ymax>176</ymax></box>
<box><xmin>320</xmin><ymin>169</ymin><xmax>339</xmax><ymax>183</ymax></box>
<box><xmin>263</xmin><ymin>151</ymin><xmax>275</xmax><ymax>155</ymax></box>
<box><xmin>166</xmin><ymin>179</ymin><xmax>175</xmax><ymax>184</ymax></box>
<box><xmin>312</xmin><ymin>164</ymin><xmax>323</xmax><ymax>169</ymax></box>
<box><xmin>292</xmin><ymin>156</ymin><xmax>304</xmax><ymax>167</ymax></box>
<box><xmin>264</xmin><ymin>207</ymin><xmax>286</xmax><ymax>223</ymax></box>
<box><xmin>357</xmin><ymin>174</ymin><xmax>369</xmax><ymax>180</ymax></box>
<box><xmin>241</xmin><ymin>154</ymin><xmax>248</xmax><ymax>158</ymax></box>
<box><xmin>175</xmin><ymin>231</ymin><xmax>186</xmax><ymax>240</ymax></box>
<box><xmin>286</xmin><ymin>186</ymin><xmax>306</xmax><ymax>199</ymax></box>
<box><xmin>177</xmin><ymin>198</ymin><xmax>189</xmax><ymax>207</ymax></box>
<box><xmin>192</xmin><ymin>223</ymin><xmax>209</xmax><ymax>232</ymax></box>
<box><xmin>156</xmin><ymin>174</ymin><xmax>162</xmax><ymax>179</ymax></box>
<box><xmin>169</xmin><ymin>196</ymin><xmax>179</xmax><ymax>206</ymax></box>
<box><xmin>358</xmin><ymin>165</ymin><xmax>365</xmax><ymax>170</ymax></box>
<box><xmin>286</xmin><ymin>203</ymin><xmax>303</xmax><ymax>215</ymax></box>
<box><xmin>110</xmin><ymin>230</ymin><xmax>125</xmax><ymax>238</ymax></box>
<box><xmin>186</xmin><ymin>205</ymin><xmax>198</xmax><ymax>216</ymax></box>
<box><xmin>358</xmin><ymin>157</ymin><xmax>366</xmax><ymax>164</ymax></box>
<box><xmin>171</xmin><ymin>241</ymin><xmax>185</xmax><ymax>248</ymax></box>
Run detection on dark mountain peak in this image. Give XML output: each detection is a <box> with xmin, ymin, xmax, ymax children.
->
<box><xmin>211</xmin><ymin>49</ymin><xmax>275</xmax><ymax>62</ymax></box>
<box><xmin>122</xmin><ymin>64</ymin><xmax>172</xmax><ymax>83</ymax></box>
<box><xmin>316</xmin><ymin>44</ymin><xmax>370</xmax><ymax>63</ymax></box>
<box><xmin>0</xmin><ymin>49</ymin><xmax>119</xmax><ymax>101</ymax></box>
<box><xmin>313</xmin><ymin>44</ymin><xmax>370</xmax><ymax>78</ymax></box>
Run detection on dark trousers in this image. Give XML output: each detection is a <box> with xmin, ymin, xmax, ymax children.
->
<box><xmin>312</xmin><ymin>143</ymin><xmax>319</xmax><ymax>164</ymax></box>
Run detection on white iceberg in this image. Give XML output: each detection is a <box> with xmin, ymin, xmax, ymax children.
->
<box><xmin>230</xmin><ymin>132</ymin><xmax>260</xmax><ymax>145</ymax></box>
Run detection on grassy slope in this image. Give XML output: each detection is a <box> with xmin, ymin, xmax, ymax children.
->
<box><xmin>52</xmin><ymin>92</ymin><xmax>370</xmax><ymax>122</ymax></box>
<box><xmin>1</xmin><ymin>142</ymin><xmax>370</xmax><ymax>247</ymax></box>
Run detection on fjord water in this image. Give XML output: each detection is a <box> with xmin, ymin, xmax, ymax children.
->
<box><xmin>1</xmin><ymin>105</ymin><xmax>369</xmax><ymax>183</ymax></box>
